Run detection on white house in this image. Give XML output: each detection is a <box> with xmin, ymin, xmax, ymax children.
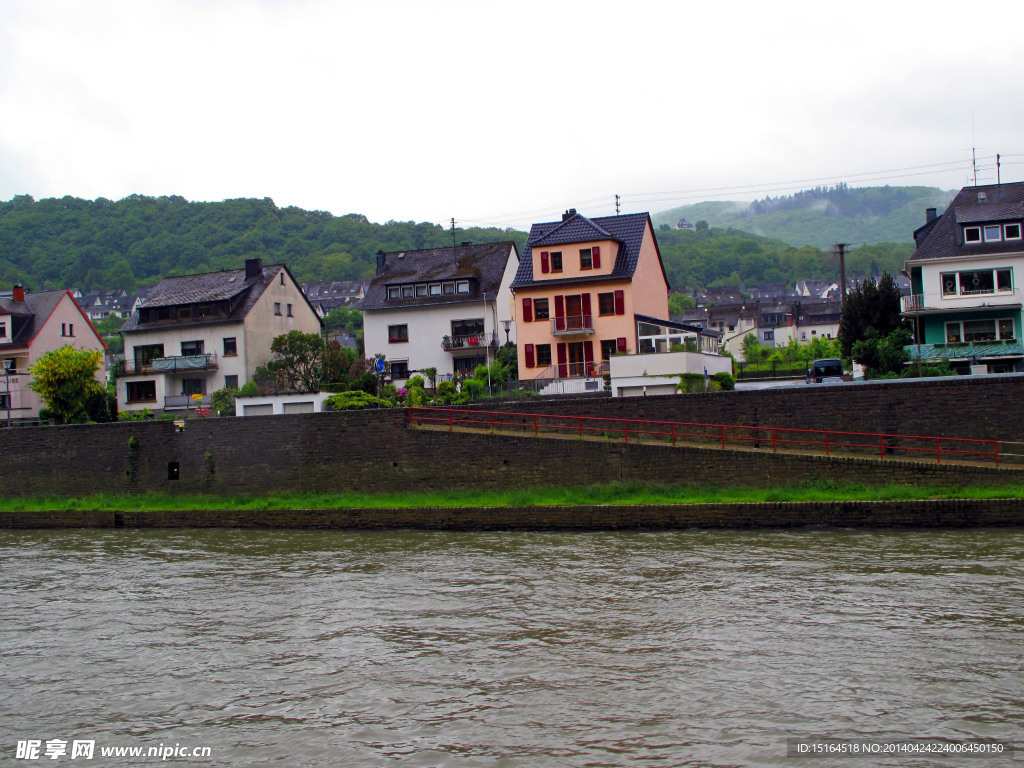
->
<box><xmin>117</xmin><ymin>258</ymin><xmax>322</xmax><ymax>413</ymax></box>
<box><xmin>360</xmin><ymin>242</ymin><xmax>519</xmax><ymax>385</ymax></box>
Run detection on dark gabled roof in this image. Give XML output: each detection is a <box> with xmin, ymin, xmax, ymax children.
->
<box><xmin>120</xmin><ymin>263</ymin><xmax>315</xmax><ymax>333</ymax></box>
<box><xmin>360</xmin><ymin>242</ymin><xmax>518</xmax><ymax>312</ymax></box>
<box><xmin>910</xmin><ymin>182</ymin><xmax>1024</xmax><ymax>262</ymax></box>
<box><xmin>511</xmin><ymin>211</ymin><xmax>663</xmax><ymax>289</ymax></box>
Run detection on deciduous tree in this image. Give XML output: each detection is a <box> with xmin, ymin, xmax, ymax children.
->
<box><xmin>28</xmin><ymin>345</ymin><xmax>104</xmax><ymax>424</ymax></box>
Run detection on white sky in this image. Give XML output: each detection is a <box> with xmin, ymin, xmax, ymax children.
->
<box><xmin>1</xmin><ymin>0</ymin><xmax>1022</xmax><ymax>231</ymax></box>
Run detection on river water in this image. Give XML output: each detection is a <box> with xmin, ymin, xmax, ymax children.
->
<box><xmin>1</xmin><ymin>528</ymin><xmax>1022</xmax><ymax>767</ymax></box>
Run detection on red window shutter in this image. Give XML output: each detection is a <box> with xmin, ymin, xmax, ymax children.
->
<box><xmin>614</xmin><ymin>289</ymin><xmax>625</xmax><ymax>315</ymax></box>
<box><xmin>557</xmin><ymin>342</ymin><xmax>568</xmax><ymax>378</ymax></box>
<box><xmin>584</xmin><ymin>340</ymin><xmax>594</xmax><ymax>364</ymax></box>
<box><xmin>525</xmin><ymin>343</ymin><xmax>535</xmax><ymax>368</ymax></box>
<box><xmin>522</xmin><ymin>297</ymin><xmax>533</xmax><ymax>322</ymax></box>
<box><xmin>592</xmin><ymin>246</ymin><xmax>601</xmax><ymax>269</ymax></box>
<box><xmin>554</xmin><ymin>294</ymin><xmax>565</xmax><ymax>331</ymax></box>
<box><xmin>617</xmin><ymin>336</ymin><xmax>627</xmax><ymax>353</ymax></box>
<box><xmin>540</xmin><ymin>251</ymin><xmax>550</xmax><ymax>274</ymax></box>
<box><xmin>581</xmin><ymin>293</ymin><xmax>592</xmax><ymax>327</ymax></box>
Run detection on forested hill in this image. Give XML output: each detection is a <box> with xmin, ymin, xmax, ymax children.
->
<box><xmin>652</xmin><ymin>184</ymin><xmax>955</xmax><ymax>250</ymax></box>
<box><xmin>0</xmin><ymin>194</ymin><xmax>528</xmax><ymax>292</ymax></box>
<box><xmin>1</xmin><ymin>192</ymin><xmax>913</xmax><ymax>294</ymax></box>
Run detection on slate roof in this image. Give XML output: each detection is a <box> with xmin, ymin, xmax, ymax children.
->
<box><xmin>910</xmin><ymin>182</ymin><xmax>1024</xmax><ymax>262</ymax></box>
<box><xmin>120</xmin><ymin>263</ymin><xmax>302</xmax><ymax>333</ymax></box>
<box><xmin>511</xmin><ymin>211</ymin><xmax>662</xmax><ymax>289</ymax></box>
<box><xmin>0</xmin><ymin>290</ymin><xmax>83</xmax><ymax>348</ymax></box>
<box><xmin>360</xmin><ymin>242</ymin><xmax>518</xmax><ymax>312</ymax></box>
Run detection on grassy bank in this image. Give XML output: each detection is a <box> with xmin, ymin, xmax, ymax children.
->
<box><xmin>2</xmin><ymin>481</ymin><xmax>1023</xmax><ymax>513</ymax></box>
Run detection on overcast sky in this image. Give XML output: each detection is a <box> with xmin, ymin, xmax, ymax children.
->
<box><xmin>1</xmin><ymin>0</ymin><xmax>1021</xmax><ymax>231</ymax></box>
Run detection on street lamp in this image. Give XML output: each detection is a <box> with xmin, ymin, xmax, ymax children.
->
<box><xmin>501</xmin><ymin>320</ymin><xmax>511</xmax><ymax>395</ymax></box>
<box><xmin>3</xmin><ymin>358</ymin><xmax>12</xmax><ymax>428</ymax></box>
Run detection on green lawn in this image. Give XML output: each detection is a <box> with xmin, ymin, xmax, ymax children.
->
<box><xmin>2</xmin><ymin>481</ymin><xmax>1022</xmax><ymax>512</ymax></box>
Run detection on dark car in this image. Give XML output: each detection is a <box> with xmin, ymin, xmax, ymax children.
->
<box><xmin>807</xmin><ymin>358</ymin><xmax>844</xmax><ymax>384</ymax></box>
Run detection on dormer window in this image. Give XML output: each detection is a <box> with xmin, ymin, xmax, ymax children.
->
<box><xmin>984</xmin><ymin>225</ymin><xmax>1002</xmax><ymax>242</ymax></box>
<box><xmin>402</xmin><ymin>286</ymin><xmax>414</xmax><ymax>298</ymax></box>
<box><xmin>965</xmin><ymin>223</ymin><xmax>1022</xmax><ymax>244</ymax></box>
<box><xmin>387</xmin><ymin>287</ymin><xmax>400</xmax><ymax>299</ymax></box>
<box><xmin>964</xmin><ymin>226</ymin><xmax>982</xmax><ymax>243</ymax></box>
<box><xmin>1006</xmin><ymin>224</ymin><xmax>1022</xmax><ymax>240</ymax></box>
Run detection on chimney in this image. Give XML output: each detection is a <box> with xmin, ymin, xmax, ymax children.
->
<box><xmin>562</xmin><ymin>208</ymin><xmax>577</xmax><ymax>221</ymax></box>
<box><xmin>12</xmin><ymin>285</ymin><xmax>25</xmax><ymax>302</ymax></box>
<box><xmin>244</xmin><ymin>258</ymin><xmax>262</xmax><ymax>279</ymax></box>
<box><xmin>376</xmin><ymin>250</ymin><xmax>387</xmax><ymax>272</ymax></box>
<box><xmin>926</xmin><ymin>208</ymin><xmax>937</xmax><ymax>223</ymax></box>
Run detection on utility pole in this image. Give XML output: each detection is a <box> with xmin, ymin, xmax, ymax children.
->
<box><xmin>834</xmin><ymin>243</ymin><xmax>849</xmax><ymax>306</ymax></box>
<box><xmin>450</xmin><ymin>217</ymin><xmax>456</xmax><ymax>250</ymax></box>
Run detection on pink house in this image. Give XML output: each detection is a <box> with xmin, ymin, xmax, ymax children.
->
<box><xmin>0</xmin><ymin>286</ymin><xmax>107</xmax><ymax>422</ymax></box>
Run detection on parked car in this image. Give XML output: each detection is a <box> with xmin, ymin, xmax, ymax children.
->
<box><xmin>807</xmin><ymin>358</ymin><xmax>844</xmax><ymax>384</ymax></box>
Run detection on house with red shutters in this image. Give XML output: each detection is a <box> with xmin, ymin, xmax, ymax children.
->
<box><xmin>511</xmin><ymin>209</ymin><xmax>717</xmax><ymax>389</ymax></box>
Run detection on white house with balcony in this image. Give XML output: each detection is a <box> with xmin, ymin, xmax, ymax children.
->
<box><xmin>901</xmin><ymin>182</ymin><xmax>1024</xmax><ymax>374</ymax></box>
<box><xmin>360</xmin><ymin>242</ymin><xmax>519</xmax><ymax>385</ymax></box>
<box><xmin>116</xmin><ymin>259</ymin><xmax>322</xmax><ymax>413</ymax></box>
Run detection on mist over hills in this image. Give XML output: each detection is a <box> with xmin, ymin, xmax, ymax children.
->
<box><xmin>651</xmin><ymin>184</ymin><xmax>955</xmax><ymax>249</ymax></box>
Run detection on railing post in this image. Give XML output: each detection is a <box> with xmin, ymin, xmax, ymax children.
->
<box><xmin>448</xmin><ymin>409</ymin><xmax>453</xmax><ymax>432</ymax></box>
<box><xmin>624</xmin><ymin>421</ymin><xmax>629</xmax><ymax>443</ymax></box>
<box><xmin>490</xmin><ymin>411</ymin><xmax>494</xmax><ymax>432</ymax></box>
<box><xmin>534</xmin><ymin>414</ymin><xmax>538</xmax><ymax>437</ymax></box>
<box><xmin>994</xmin><ymin>440</ymin><xmax>1000</xmax><ymax>467</ymax></box>
<box><xmin>772</xmin><ymin>428</ymin><xmax>777</xmax><ymax>453</ymax></box>
<box><xmin>671</xmin><ymin>423</ymin><xmax>676</xmax><ymax>446</ymax></box>
<box><xmin>936</xmin><ymin>437</ymin><xmax>941</xmax><ymax>464</ymax></box>
<box><xmin>879</xmin><ymin>435</ymin><xmax>884</xmax><ymax>459</ymax></box>
<box><xmin>720</xmin><ymin>425</ymin><xmax>726</xmax><ymax>449</ymax></box>
<box><xmin>578</xmin><ymin>417</ymin><xmax>583</xmax><ymax>438</ymax></box>
<box><xmin>825</xmin><ymin>432</ymin><xmax>830</xmax><ymax>457</ymax></box>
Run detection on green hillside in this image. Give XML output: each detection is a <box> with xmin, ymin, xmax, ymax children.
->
<box><xmin>652</xmin><ymin>184</ymin><xmax>955</xmax><ymax>249</ymax></box>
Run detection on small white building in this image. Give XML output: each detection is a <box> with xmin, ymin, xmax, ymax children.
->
<box><xmin>360</xmin><ymin>242</ymin><xmax>519</xmax><ymax>386</ymax></box>
<box><xmin>234</xmin><ymin>391</ymin><xmax>334</xmax><ymax>416</ymax></box>
<box><xmin>609</xmin><ymin>350</ymin><xmax>733</xmax><ymax>397</ymax></box>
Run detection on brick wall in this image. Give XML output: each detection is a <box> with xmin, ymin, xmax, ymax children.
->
<box><xmin>1</xmin><ymin>376</ymin><xmax>1023</xmax><ymax>501</ymax></box>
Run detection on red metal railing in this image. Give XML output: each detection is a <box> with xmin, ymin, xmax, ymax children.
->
<box><xmin>408</xmin><ymin>407</ymin><xmax>1003</xmax><ymax>467</ymax></box>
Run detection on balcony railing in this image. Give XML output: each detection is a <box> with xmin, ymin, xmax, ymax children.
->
<box><xmin>165</xmin><ymin>394</ymin><xmax>213</xmax><ymax>409</ymax></box>
<box><xmin>551</xmin><ymin>314</ymin><xmax>594</xmax><ymax>335</ymax></box>
<box><xmin>442</xmin><ymin>332</ymin><xmax>498</xmax><ymax>351</ymax></box>
<box><xmin>119</xmin><ymin>353</ymin><xmax>218</xmax><ymax>376</ymax></box>
<box><xmin>901</xmin><ymin>294</ymin><xmax>925</xmax><ymax>313</ymax></box>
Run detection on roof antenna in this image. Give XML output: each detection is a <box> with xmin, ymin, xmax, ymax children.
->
<box><xmin>997</xmin><ymin>153</ymin><xmax>1001</xmax><ymax>186</ymax></box>
<box><xmin>615</xmin><ymin>194</ymin><xmax>621</xmax><ymax>215</ymax></box>
<box><xmin>971</xmin><ymin>110</ymin><xmax>977</xmax><ymax>186</ymax></box>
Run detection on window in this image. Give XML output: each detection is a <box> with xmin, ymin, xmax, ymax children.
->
<box><xmin>945</xmin><ymin>322</ymin><xmax>961</xmax><ymax>343</ymax></box>
<box><xmin>442</xmin><ymin>282</ymin><xmax>456</xmax><ymax>295</ymax></box>
<box><xmin>944</xmin><ymin>269</ymin><xmax>1012</xmax><ymax>296</ymax></box>
<box><xmin>178</xmin><ymin>307</ymin><xmax>191</xmax><ymax>320</ymax></box>
<box><xmin>580</xmin><ymin>248</ymin><xmax>593</xmax><ymax>270</ymax></box>
<box><xmin>0</xmin><ymin>393</ymin><xmax>8</xmax><ymax>410</ymax></box>
<box><xmin>600</xmin><ymin>339</ymin><xmax>617</xmax><ymax>360</ymax></box>
<box><xmin>287</xmin><ymin>303</ymin><xmax>293</xmax><ymax>317</ymax></box>
<box><xmin>157</xmin><ymin>308</ymin><xmax>172</xmax><ymax>322</ymax></box>
<box><xmin>454</xmin><ymin>356</ymin><xmax>485</xmax><ymax>374</ymax></box>
<box><xmin>984</xmin><ymin>225</ymin><xmax>1002</xmax><ymax>242</ymax></box>
<box><xmin>415</xmin><ymin>284</ymin><xmax>427</xmax><ymax>297</ymax></box>
<box><xmin>0</xmin><ymin>322</ymin><xmax>6</xmax><ymax>338</ymax></box>
<box><xmin>280</xmin><ymin>273</ymin><xmax>285</xmax><ymax>285</ymax></box>
<box><xmin>181</xmin><ymin>340</ymin><xmax>204</xmax><ymax>356</ymax></box>
<box><xmin>456</xmin><ymin>280</ymin><xmax>470</xmax><ymax>294</ymax></box>
<box><xmin>61</xmin><ymin>323</ymin><xmax>74</xmax><ymax>337</ymax></box>
<box><xmin>451</xmin><ymin>319</ymin><xmax>484</xmax><ymax>341</ymax></box>
<box><xmin>764</xmin><ymin>330</ymin><xmax>775</xmax><ymax>341</ymax></box>
<box><xmin>964</xmin><ymin>226</ymin><xmax>982</xmax><ymax>243</ymax></box>
<box><xmin>998</xmin><ymin>269</ymin><xmax>1013</xmax><ymax>292</ymax></box>
<box><xmin>1005</xmin><ymin>223</ymin><xmax>1022</xmax><ymax>240</ymax></box>
<box><xmin>274</xmin><ymin>302</ymin><xmax>282</xmax><ymax>315</ymax></box>
<box><xmin>402</xmin><ymin>286</ymin><xmax>414</xmax><ymax>298</ymax></box>
<box><xmin>224</xmin><ymin>375</ymin><xmax>239</xmax><ymax>390</ymax></box>
<box><xmin>223</xmin><ymin>337</ymin><xmax>237</xmax><ymax>356</ymax></box>
<box><xmin>134</xmin><ymin>344</ymin><xmax>164</xmax><ymax>368</ymax></box>
<box><xmin>941</xmin><ymin>272</ymin><xmax>957</xmax><ymax>296</ymax></box>
<box><xmin>999</xmin><ymin>319</ymin><xmax>1015</xmax><ymax>340</ymax></box>
<box><xmin>550</xmin><ymin>252</ymin><xmax>563</xmax><ymax>272</ymax></box>
<box><xmin>536</xmin><ymin>344</ymin><xmax>552</xmax><ymax>367</ymax></box>
<box><xmin>390</xmin><ymin>360</ymin><xmax>409</xmax><ymax>379</ymax></box>
<box><xmin>946</xmin><ymin>318</ymin><xmax>1015</xmax><ymax>343</ymax></box>
<box><xmin>388</xmin><ymin>287</ymin><xmax>400</xmax><ymax>299</ymax></box>
<box><xmin>534</xmin><ymin>298</ymin><xmax>550</xmax><ymax>320</ymax></box>
<box><xmin>389</xmin><ymin>324</ymin><xmax>408</xmax><ymax>343</ymax></box>
<box><xmin>126</xmin><ymin>381</ymin><xmax>157</xmax><ymax>403</ymax></box>
<box><xmin>429</xmin><ymin>284</ymin><xmax>442</xmax><ymax>296</ymax></box>
<box><xmin>598</xmin><ymin>292</ymin><xmax>615</xmax><ymax>316</ymax></box>
<box><xmin>963</xmin><ymin>319</ymin><xmax>997</xmax><ymax>343</ymax></box>
<box><xmin>181</xmin><ymin>378</ymin><xmax>205</xmax><ymax>396</ymax></box>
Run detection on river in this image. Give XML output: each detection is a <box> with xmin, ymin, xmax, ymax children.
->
<box><xmin>1</xmin><ymin>528</ymin><xmax>1022</xmax><ymax>767</ymax></box>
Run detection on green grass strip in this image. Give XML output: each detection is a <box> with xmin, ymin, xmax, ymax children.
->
<box><xmin>2</xmin><ymin>480</ymin><xmax>1024</xmax><ymax>512</ymax></box>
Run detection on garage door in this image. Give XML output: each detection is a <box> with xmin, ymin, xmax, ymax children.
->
<box><xmin>283</xmin><ymin>401</ymin><xmax>314</xmax><ymax>414</ymax></box>
<box><xmin>243</xmin><ymin>404</ymin><xmax>274</xmax><ymax>416</ymax></box>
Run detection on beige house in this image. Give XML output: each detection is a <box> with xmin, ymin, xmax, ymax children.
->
<box><xmin>117</xmin><ymin>259</ymin><xmax>322</xmax><ymax>414</ymax></box>
<box><xmin>0</xmin><ymin>286</ymin><xmax>108</xmax><ymax>422</ymax></box>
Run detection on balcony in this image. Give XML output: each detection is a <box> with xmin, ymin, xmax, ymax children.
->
<box><xmin>165</xmin><ymin>394</ymin><xmax>213</xmax><ymax>410</ymax></box>
<box><xmin>900</xmin><ymin>294</ymin><xmax>925</xmax><ymax>313</ymax></box>
<box><xmin>551</xmin><ymin>314</ymin><xmax>594</xmax><ymax>336</ymax></box>
<box><xmin>118</xmin><ymin>353</ymin><xmax>218</xmax><ymax>376</ymax></box>
<box><xmin>442</xmin><ymin>332</ymin><xmax>498</xmax><ymax>351</ymax></box>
